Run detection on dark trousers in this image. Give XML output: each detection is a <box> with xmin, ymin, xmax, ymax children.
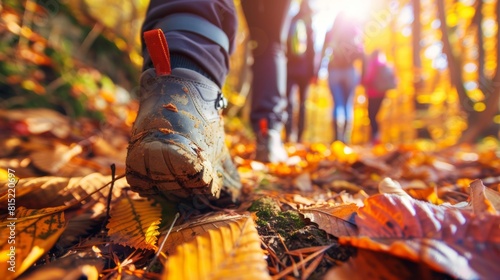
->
<box><xmin>241</xmin><ymin>0</ymin><xmax>292</xmax><ymax>132</ymax></box>
<box><xmin>367</xmin><ymin>96</ymin><xmax>384</xmax><ymax>141</ymax></box>
<box><xmin>285</xmin><ymin>75</ymin><xmax>310</xmax><ymax>142</ymax></box>
<box><xmin>142</xmin><ymin>0</ymin><xmax>237</xmax><ymax>86</ymax></box>
<box><xmin>143</xmin><ymin>0</ymin><xmax>291</xmax><ymax>133</ymax></box>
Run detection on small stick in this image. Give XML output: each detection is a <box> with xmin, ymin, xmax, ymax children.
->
<box><xmin>146</xmin><ymin>212</ymin><xmax>180</xmax><ymax>272</ymax></box>
<box><xmin>102</xmin><ymin>164</ymin><xmax>116</xmax><ymax>230</ymax></box>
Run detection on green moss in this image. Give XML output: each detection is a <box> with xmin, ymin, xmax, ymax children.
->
<box><xmin>248</xmin><ymin>197</ymin><xmax>280</xmax><ymax>220</ymax></box>
<box><xmin>249</xmin><ymin>197</ymin><xmax>306</xmax><ymax>238</ymax></box>
<box><xmin>275</xmin><ymin>211</ymin><xmax>305</xmax><ymax>237</ymax></box>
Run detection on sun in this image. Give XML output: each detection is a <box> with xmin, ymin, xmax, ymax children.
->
<box><xmin>312</xmin><ymin>0</ymin><xmax>374</xmax><ymax>25</ymax></box>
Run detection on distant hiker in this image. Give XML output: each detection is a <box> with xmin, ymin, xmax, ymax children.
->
<box><xmin>285</xmin><ymin>0</ymin><xmax>318</xmax><ymax>143</ymax></box>
<box><xmin>361</xmin><ymin>49</ymin><xmax>397</xmax><ymax>144</ymax></box>
<box><xmin>321</xmin><ymin>11</ymin><xmax>365</xmax><ymax>144</ymax></box>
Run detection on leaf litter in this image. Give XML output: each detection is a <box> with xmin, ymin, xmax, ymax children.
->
<box><xmin>1</xmin><ymin>108</ymin><xmax>500</xmax><ymax>279</ymax></box>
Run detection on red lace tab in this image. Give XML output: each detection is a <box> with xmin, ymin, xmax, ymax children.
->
<box><xmin>144</xmin><ymin>29</ymin><xmax>171</xmax><ymax>76</ymax></box>
<box><xmin>259</xmin><ymin>118</ymin><xmax>268</xmax><ymax>136</ymax></box>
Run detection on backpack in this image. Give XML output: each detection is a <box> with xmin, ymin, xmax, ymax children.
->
<box><xmin>373</xmin><ymin>63</ymin><xmax>397</xmax><ymax>92</ymax></box>
<box><xmin>288</xmin><ymin>18</ymin><xmax>308</xmax><ymax>57</ymax></box>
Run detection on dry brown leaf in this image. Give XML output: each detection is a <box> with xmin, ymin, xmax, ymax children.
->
<box><xmin>0</xmin><ymin>108</ymin><xmax>71</xmax><ymax>138</ymax></box>
<box><xmin>162</xmin><ymin>215</ymin><xmax>270</xmax><ymax>280</ymax></box>
<box><xmin>324</xmin><ymin>249</ymin><xmax>441</xmax><ymax>280</ymax></box>
<box><xmin>91</xmin><ymin>136</ymin><xmax>127</xmax><ymax>160</ymax></box>
<box><xmin>30</xmin><ymin>142</ymin><xmax>83</xmax><ymax>174</ymax></box>
<box><xmin>340</xmin><ymin>194</ymin><xmax>500</xmax><ymax>279</ymax></box>
<box><xmin>293</xmin><ymin>172</ymin><xmax>312</xmax><ymax>192</ymax></box>
<box><xmin>0</xmin><ymin>206</ymin><xmax>67</xmax><ymax>279</ymax></box>
<box><xmin>0</xmin><ymin>173</ymin><xmax>126</xmax><ymax>211</ymax></box>
<box><xmin>20</xmin><ymin>250</ymin><xmax>103</xmax><ymax>280</ymax></box>
<box><xmin>470</xmin><ymin>179</ymin><xmax>497</xmax><ymax>214</ymax></box>
<box><xmin>299</xmin><ymin>204</ymin><xmax>358</xmax><ymax>237</ymax></box>
<box><xmin>106</xmin><ymin>196</ymin><xmax>161</xmax><ymax>251</ymax></box>
<box><xmin>160</xmin><ymin>211</ymin><xmax>244</xmax><ymax>255</ymax></box>
<box><xmin>484</xmin><ymin>185</ymin><xmax>500</xmax><ymax>210</ymax></box>
<box><xmin>378</xmin><ymin>177</ymin><xmax>411</xmax><ymax>197</ymax></box>
<box><xmin>56</xmin><ymin>213</ymin><xmax>103</xmax><ymax>249</ymax></box>
<box><xmin>339</xmin><ymin>237</ymin><xmax>499</xmax><ymax>280</ymax></box>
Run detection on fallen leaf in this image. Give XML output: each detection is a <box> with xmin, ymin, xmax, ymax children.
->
<box><xmin>406</xmin><ymin>185</ymin><xmax>444</xmax><ymax>205</ymax></box>
<box><xmin>0</xmin><ymin>206</ymin><xmax>67</xmax><ymax>279</ymax></box>
<box><xmin>56</xmin><ymin>213</ymin><xmax>103</xmax><ymax>249</ymax></box>
<box><xmin>30</xmin><ymin>142</ymin><xmax>83</xmax><ymax>174</ymax></box>
<box><xmin>293</xmin><ymin>172</ymin><xmax>312</xmax><ymax>192</ymax></box>
<box><xmin>470</xmin><ymin>179</ymin><xmax>497</xmax><ymax>214</ymax></box>
<box><xmin>484</xmin><ymin>185</ymin><xmax>500</xmax><ymax>210</ymax></box>
<box><xmin>339</xmin><ymin>194</ymin><xmax>500</xmax><ymax>279</ymax></box>
<box><xmin>161</xmin><ymin>211</ymin><xmax>244</xmax><ymax>255</ymax></box>
<box><xmin>107</xmin><ymin>196</ymin><xmax>161</xmax><ymax>251</ymax></box>
<box><xmin>324</xmin><ymin>248</ymin><xmax>446</xmax><ymax>280</ymax></box>
<box><xmin>162</xmin><ymin>215</ymin><xmax>270</xmax><ymax>280</ymax></box>
<box><xmin>20</xmin><ymin>250</ymin><xmax>103</xmax><ymax>280</ymax></box>
<box><xmin>0</xmin><ymin>108</ymin><xmax>70</xmax><ymax>138</ymax></box>
<box><xmin>0</xmin><ymin>173</ymin><xmax>126</xmax><ymax>211</ymax></box>
<box><xmin>378</xmin><ymin>177</ymin><xmax>411</xmax><ymax>197</ymax></box>
<box><xmin>299</xmin><ymin>204</ymin><xmax>358</xmax><ymax>237</ymax></box>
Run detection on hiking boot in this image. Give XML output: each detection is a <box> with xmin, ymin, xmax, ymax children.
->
<box><xmin>254</xmin><ymin>119</ymin><xmax>288</xmax><ymax>163</ymax></box>
<box><xmin>126</xmin><ymin>30</ymin><xmax>241</xmax><ymax>203</ymax></box>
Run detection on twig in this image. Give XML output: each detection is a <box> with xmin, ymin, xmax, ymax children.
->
<box><xmin>272</xmin><ymin>244</ymin><xmax>333</xmax><ymax>280</ymax></box>
<box><xmin>79</xmin><ymin>22</ymin><xmax>105</xmax><ymax>56</ymax></box>
<box><xmin>102</xmin><ymin>164</ymin><xmax>116</xmax><ymax>230</ymax></box>
<box><xmin>146</xmin><ymin>212</ymin><xmax>180</xmax><ymax>272</ymax></box>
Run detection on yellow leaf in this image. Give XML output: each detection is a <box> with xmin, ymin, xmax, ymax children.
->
<box><xmin>160</xmin><ymin>212</ymin><xmax>244</xmax><ymax>255</ymax></box>
<box><xmin>162</xmin><ymin>215</ymin><xmax>270</xmax><ymax>280</ymax></box>
<box><xmin>0</xmin><ymin>206</ymin><xmax>67</xmax><ymax>279</ymax></box>
<box><xmin>106</xmin><ymin>197</ymin><xmax>161</xmax><ymax>250</ymax></box>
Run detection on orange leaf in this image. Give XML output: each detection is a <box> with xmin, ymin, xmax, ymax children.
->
<box><xmin>0</xmin><ymin>206</ymin><xmax>67</xmax><ymax>279</ymax></box>
<box><xmin>324</xmin><ymin>249</ymin><xmax>434</xmax><ymax>280</ymax></box>
<box><xmin>340</xmin><ymin>194</ymin><xmax>500</xmax><ymax>279</ymax></box>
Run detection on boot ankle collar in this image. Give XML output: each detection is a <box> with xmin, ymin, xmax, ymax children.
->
<box><xmin>155</xmin><ymin>13</ymin><xmax>230</xmax><ymax>54</ymax></box>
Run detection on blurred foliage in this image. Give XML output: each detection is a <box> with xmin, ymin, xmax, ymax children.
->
<box><xmin>0</xmin><ymin>0</ymin><xmax>145</xmax><ymax>120</ymax></box>
<box><xmin>0</xmin><ymin>0</ymin><xmax>498</xmax><ymax>146</ymax></box>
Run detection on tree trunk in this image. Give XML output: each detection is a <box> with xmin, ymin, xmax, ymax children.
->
<box><xmin>458</xmin><ymin>0</ymin><xmax>500</xmax><ymax>143</ymax></box>
<box><xmin>436</xmin><ymin>0</ymin><xmax>470</xmax><ymax>109</ymax></box>
<box><xmin>412</xmin><ymin>0</ymin><xmax>423</xmax><ymax>89</ymax></box>
<box><xmin>472</xmin><ymin>0</ymin><xmax>487</xmax><ymax>92</ymax></box>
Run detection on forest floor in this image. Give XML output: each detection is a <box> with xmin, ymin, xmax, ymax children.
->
<box><xmin>2</xmin><ymin>1</ymin><xmax>500</xmax><ymax>279</ymax></box>
<box><xmin>1</xmin><ymin>107</ymin><xmax>500</xmax><ymax>280</ymax></box>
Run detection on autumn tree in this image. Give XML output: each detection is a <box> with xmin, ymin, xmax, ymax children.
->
<box><xmin>437</xmin><ymin>0</ymin><xmax>499</xmax><ymax>143</ymax></box>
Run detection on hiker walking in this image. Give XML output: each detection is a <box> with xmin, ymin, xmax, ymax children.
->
<box><xmin>321</xmin><ymin>11</ymin><xmax>365</xmax><ymax>144</ymax></box>
<box><xmin>285</xmin><ymin>0</ymin><xmax>318</xmax><ymax>143</ymax></box>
